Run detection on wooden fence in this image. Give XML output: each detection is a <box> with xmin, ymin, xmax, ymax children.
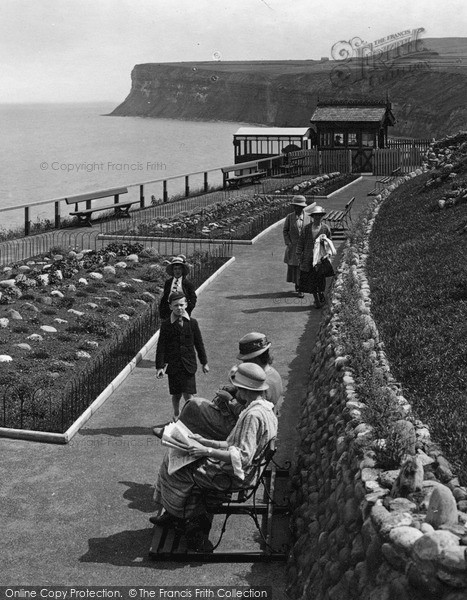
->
<box><xmin>289</xmin><ymin>147</ymin><xmax>424</xmax><ymax>175</ymax></box>
<box><xmin>387</xmin><ymin>138</ymin><xmax>432</xmax><ymax>151</ymax></box>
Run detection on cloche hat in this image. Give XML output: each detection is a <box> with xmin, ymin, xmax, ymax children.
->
<box><xmin>165</xmin><ymin>255</ymin><xmax>190</xmax><ymax>277</ymax></box>
<box><xmin>290</xmin><ymin>195</ymin><xmax>307</xmax><ymax>207</ymax></box>
<box><xmin>229</xmin><ymin>363</ymin><xmax>269</xmax><ymax>391</ymax></box>
<box><xmin>237</xmin><ymin>332</ymin><xmax>271</xmax><ymax>360</ymax></box>
<box><xmin>309</xmin><ymin>205</ymin><xmax>327</xmax><ymax>216</ymax></box>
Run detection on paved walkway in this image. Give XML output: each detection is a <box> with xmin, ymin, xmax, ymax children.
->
<box><xmin>0</xmin><ymin>176</ymin><xmax>378</xmax><ymax>593</ymax></box>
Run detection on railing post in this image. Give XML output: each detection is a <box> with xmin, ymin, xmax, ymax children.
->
<box><xmin>204</xmin><ymin>172</ymin><xmax>208</xmax><ymax>193</ymax></box>
<box><xmin>185</xmin><ymin>175</ymin><xmax>190</xmax><ymax>198</ymax></box>
<box><xmin>54</xmin><ymin>201</ymin><xmax>60</xmax><ymax>229</ymax></box>
<box><xmin>139</xmin><ymin>184</ymin><xmax>145</xmax><ymax>208</ymax></box>
<box><xmin>24</xmin><ymin>206</ymin><xmax>30</xmax><ymax>236</ymax></box>
<box><xmin>163</xmin><ymin>180</ymin><xmax>168</xmax><ymax>203</ymax></box>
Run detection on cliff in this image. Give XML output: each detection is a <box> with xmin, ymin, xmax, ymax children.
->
<box><xmin>111</xmin><ymin>38</ymin><xmax>467</xmax><ymax>139</ymax></box>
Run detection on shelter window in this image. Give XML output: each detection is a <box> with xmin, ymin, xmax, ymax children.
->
<box><xmin>362</xmin><ymin>132</ymin><xmax>375</xmax><ymax>147</ymax></box>
<box><xmin>348</xmin><ymin>133</ymin><xmax>358</xmax><ymax>146</ymax></box>
<box><xmin>334</xmin><ymin>133</ymin><xmax>344</xmax><ymax>147</ymax></box>
<box><xmin>320</xmin><ymin>133</ymin><xmax>333</xmax><ymax>147</ymax></box>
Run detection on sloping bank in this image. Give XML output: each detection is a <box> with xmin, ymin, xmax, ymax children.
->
<box><xmin>286</xmin><ymin>171</ymin><xmax>467</xmax><ymax>600</ymax></box>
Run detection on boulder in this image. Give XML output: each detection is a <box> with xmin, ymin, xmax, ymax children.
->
<box><xmin>0</xmin><ymin>355</ymin><xmax>13</xmax><ymax>362</ymax></box>
<box><xmin>426</xmin><ymin>485</ymin><xmax>458</xmax><ymax>528</ymax></box>
<box><xmin>40</xmin><ymin>325</ymin><xmax>57</xmax><ymax>333</ymax></box>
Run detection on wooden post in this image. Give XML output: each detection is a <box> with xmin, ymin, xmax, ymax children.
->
<box><xmin>163</xmin><ymin>180</ymin><xmax>168</xmax><ymax>203</ymax></box>
<box><xmin>348</xmin><ymin>150</ymin><xmax>352</xmax><ymax>174</ymax></box>
<box><xmin>204</xmin><ymin>172</ymin><xmax>208</xmax><ymax>193</ymax></box>
<box><xmin>24</xmin><ymin>206</ymin><xmax>30</xmax><ymax>236</ymax></box>
<box><xmin>139</xmin><ymin>184</ymin><xmax>145</xmax><ymax>208</ymax></box>
<box><xmin>54</xmin><ymin>201</ymin><xmax>60</xmax><ymax>229</ymax></box>
<box><xmin>318</xmin><ymin>151</ymin><xmax>323</xmax><ymax>174</ymax></box>
<box><xmin>114</xmin><ymin>194</ymin><xmax>119</xmax><ymax>204</ymax></box>
<box><xmin>185</xmin><ymin>175</ymin><xmax>190</xmax><ymax>197</ymax></box>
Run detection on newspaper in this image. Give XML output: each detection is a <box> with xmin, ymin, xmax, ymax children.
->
<box><xmin>161</xmin><ymin>421</ymin><xmax>207</xmax><ymax>474</ymax></box>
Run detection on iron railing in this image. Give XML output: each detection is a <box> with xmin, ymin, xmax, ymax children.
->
<box><xmin>0</xmin><ymin>252</ymin><xmax>230</xmax><ymax>433</ymax></box>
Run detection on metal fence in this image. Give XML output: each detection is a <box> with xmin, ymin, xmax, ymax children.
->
<box><xmin>0</xmin><ymin>252</ymin><xmax>229</xmax><ymax>433</ymax></box>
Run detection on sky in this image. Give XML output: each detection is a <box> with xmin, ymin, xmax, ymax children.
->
<box><xmin>1</xmin><ymin>0</ymin><xmax>466</xmax><ymax>103</ymax></box>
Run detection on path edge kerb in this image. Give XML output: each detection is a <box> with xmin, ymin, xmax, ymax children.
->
<box><xmin>0</xmin><ymin>256</ymin><xmax>236</xmax><ymax>445</ymax></box>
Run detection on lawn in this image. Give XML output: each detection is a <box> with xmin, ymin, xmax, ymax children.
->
<box><xmin>366</xmin><ymin>167</ymin><xmax>467</xmax><ymax>481</ymax></box>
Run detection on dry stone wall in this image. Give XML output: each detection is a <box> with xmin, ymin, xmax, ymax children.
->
<box><xmin>286</xmin><ymin>171</ymin><xmax>467</xmax><ymax>600</ymax></box>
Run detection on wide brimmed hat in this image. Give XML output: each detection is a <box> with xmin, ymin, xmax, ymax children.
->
<box><xmin>237</xmin><ymin>332</ymin><xmax>271</xmax><ymax>360</ymax></box>
<box><xmin>291</xmin><ymin>195</ymin><xmax>307</xmax><ymax>207</ymax></box>
<box><xmin>229</xmin><ymin>363</ymin><xmax>269</xmax><ymax>391</ymax></box>
<box><xmin>165</xmin><ymin>255</ymin><xmax>190</xmax><ymax>277</ymax></box>
<box><xmin>309</xmin><ymin>205</ymin><xmax>327</xmax><ymax>216</ymax></box>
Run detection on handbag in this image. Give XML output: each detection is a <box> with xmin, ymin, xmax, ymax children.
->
<box><xmin>315</xmin><ymin>256</ymin><xmax>335</xmax><ymax>277</ymax></box>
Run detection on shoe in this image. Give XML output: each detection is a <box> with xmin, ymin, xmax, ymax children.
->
<box><xmin>319</xmin><ymin>293</ymin><xmax>326</xmax><ymax>304</ymax></box>
<box><xmin>149</xmin><ymin>512</ymin><xmax>184</xmax><ymax>528</ymax></box>
<box><xmin>297</xmin><ymin>292</ymin><xmax>305</xmax><ymax>298</ymax></box>
<box><xmin>186</xmin><ymin>528</ymin><xmax>214</xmax><ymax>553</ymax></box>
<box><xmin>152</xmin><ymin>426</ymin><xmax>165</xmax><ymax>439</ymax></box>
<box><xmin>313</xmin><ymin>300</ymin><xmax>322</xmax><ymax>309</ymax></box>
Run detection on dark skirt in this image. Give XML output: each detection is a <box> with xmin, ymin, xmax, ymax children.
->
<box><xmin>168</xmin><ymin>367</ymin><xmax>197</xmax><ymax>395</ymax></box>
<box><xmin>286</xmin><ymin>265</ymin><xmax>300</xmax><ymax>285</ymax></box>
<box><xmin>298</xmin><ymin>268</ymin><xmax>326</xmax><ymax>294</ymax></box>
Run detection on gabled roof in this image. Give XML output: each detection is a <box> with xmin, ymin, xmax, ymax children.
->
<box><xmin>310</xmin><ymin>106</ymin><xmax>389</xmax><ymax>123</ymax></box>
<box><xmin>234</xmin><ymin>127</ymin><xmax>311</xmax><ymax>137</ymax></box>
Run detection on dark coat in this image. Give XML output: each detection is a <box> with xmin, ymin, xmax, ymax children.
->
<box><xmin>155</xmin><ymin>316</ymin><xmax>207</xmax><ymax>374</ymax></box>
<box><xmin>158</xmin><ymin>277</ymin><xmax>197</xmax><ymax>320</ymax></box>
<box><xmin>283</xmin><ymin>211</ymin><xmax>309</xmax><ymax>266</ymax></box>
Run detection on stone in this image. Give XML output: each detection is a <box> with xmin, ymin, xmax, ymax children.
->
<box><xmin>371</xmin><ymin>504</ymin><xmax>413</xmax><ymax>537</ymax></box>
<box><xmin>41</xmin><ymin>297</ymin><xmax>53</xmax><ymax>306</ymax></box>
<box><xmin>21</xmin><ymin>303</ymin><xmax>39</xmax><ymax>312</ymax></box>
<box><xmin>27</xmin><ymin>334</ymin><xmax>43</xmax><ymax>342</ymax></box>
<box><xmin>85</xmin><ymin>303</ymin><xmax>98</xmax><ymax>309</ymax></box>
<box><xmin>117</xmin><ymin>282</ymin><xmax>131</xmax><ymax>289</ymax></box>
<box><xmin>385</xmin><ymin>497</ymin><xmax>417</xmax><ymax>513</ymax></box>
<box><xmin>131</xmin><ymin>278</ymin><xmax>143</xmax><ymax>283</ymax></box>
<box><xmin>115</xmin><ymin>261</ymin><xmax>127</xmax><ymax>269</ymax></box>
<box><xmin>391</xmin><ymin>455</ymin><xmax>424</xmax><ymax>497</ymax></box>
<box><xmin>412</xmin><ymin>530</ymin><xmax>460</xmax><ymax>561</ymax></box>
<box><xmin>0</xmin><ymin>355</ymin><xmax>13</xmax><ymax>362</ymax></box>
<box><xmin>103</xmin><ymin>266</ymin><xmax>116</xmax><ymax>276</ymax></box>
<box><xmin>50</xmin><ymin>290</ymin><xmax>64</xmax><ymax>298</ymax></box>
<box><xmin>0</xmin><ymin>279</ymin><xmax>16</xmax><ymax>288</ymax></box>
<box><xmin>436</xmin><ymin>455</ymin><xmax>454</xmax><ymax>483</ymax></box>
<box><xmin>67</xmin><ymin>284</ymin><xmax>77</xmax><ymax>292</ymax></box>
<box><xmin>125</xmin><ymin>254</ymin><xmax>139</xmax><ymax>262</ymax></box>
<box><xmin>40</xmin><ymin>325</ymin><xmax>57</xmax><ymax>333</ymax></box>
<box><xmin>381</xmin><ymin>542</ymin><xmax>407</xmax><ymax>570</ymax></box>
<box><xmin>7</xmin><ymin>309</ymin><xmax>22</xmax><ymax>320</ymax></box>
<box><xmin>84</xmin><ymin>340</ymin><xmax>99</xmax><ymax>349</ymax></box>
<box><xmin>389</xmin><ymin>525</ymin><xmax>423</xmax><ymax>551</ymax></box>
<box><xmin>67</xmin><ymin>309</ymin><xmax>84</xmax><ymax>316</ymax></box>
<box><xmin>141</xmin><ymin>292</ymin><xmax>156</xmax><ymax>301</ymax></box>
<box><xmin>18</xmin><ymin>265</ymin><xmax>31</xmax><ymax>272</ymax></box>
<box><xmin>38</xmin><ymin>274</ymin><xmax>50</xmax><ymax>285</ymax></box>
<box><xmin>53</xmin><ymin>318</ymin><xmax>68</xmax><ymax>325</ymax></box>
<box><xmin>118</xmin><ymin>314</ymin><xmax>130</xmax><ymax>321</ymax></box>
<box><xmin>76</xmin><ymin>350</ymin><xmax>91</xmax><ymax>359</ymax></box>
<box><xmin>78</xmin><ymin>278</ymin><xmax>88</xmax><ymax>285</ymax></box>
<box><xmin>13</xmin><ymin>343</ymin><xmax>32</xmax><ymax>351</ymax></box>
<box><xmin>379</xmin><ymin>470</ymin><xmax>400</xmax><ymax>489</ymax></box>
<box><xmin>89</xmin><ymin>272</ymin><xmax>103</xmax><ymax>280</ymax></box>
<box><xmin>0</xmin><ymin>318</ymin><xmax>9</xmax><ymax>328</ymax></box>
<box><xmin>426</xmin><ymin>485</ymin><xmax>458</xmax><ymax>528</ymax></box>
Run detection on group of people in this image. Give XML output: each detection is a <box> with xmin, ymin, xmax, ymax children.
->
<box><xmin>150</xmin><ymin>197</ymin><xmax>336</xmax><ymax>551</ymax></box>
<box><xmin>283</xmin><ymin>195</ymin><xmax>336</xmax><ymax>309</ymax></box>
<box><xmin>152</xmin><ymin>255</ymin><xmax>282</xmax><ymax>552</ymax></box>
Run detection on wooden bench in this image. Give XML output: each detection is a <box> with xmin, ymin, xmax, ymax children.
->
<box><xmin>149</xmin><ymin>439</ymin><xmax>290</xmax><ymax>562</ymax></box>
<box><xmin>65</xmin><ymin>187</ymin><xmax>138</xmax><ymax>226</ymax></box>
<box><xmin>368</xmin><ymin>166</ymin><xmax>402</xmax><ymax>196</ymax></box>
<box><xmin>225</xmin><ymin>171</ymin><xmax>267</xmax><ymax>189</ymax></box>
<box><xmin>325</xmin><ymin>196</ymin><xmax>355</xmax><ymax>234</ymax></box>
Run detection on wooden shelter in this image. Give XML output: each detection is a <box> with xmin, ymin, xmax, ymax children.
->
<box><xmin>233</xmin><ymin>127</ymin><xmax>312</xmax><ymax>163</ymax></box>
<box><xmin>309</xmin><ymin>98</ymin><xmax>395</xmax><ymax>150</ymax></box>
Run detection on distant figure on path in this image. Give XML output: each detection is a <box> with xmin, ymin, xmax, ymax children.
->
<box><xmin>283</xmin><ymin>196</ymin><xmax>312</xmax><ymax>298</ymax></box>
<box><xmin>159</xmin><ymin>255</ymin><xmax>197</xmax><ymax>320</ymax></box>
<box><xmin>155</xmin><ymin>291</ymin><xmax>209</xmax><ymax>421</ymax></box>
<box><xmin>296</xmin><ymin>205</ymin><xmax>332</xmax><ymax>309</ymax></box>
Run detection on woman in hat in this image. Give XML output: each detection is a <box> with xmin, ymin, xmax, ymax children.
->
<box><xmin>296</xmin><ymin>205</ymin><xmax>333</xmax><ymax>309</ymax></box>
<box><xmin>159</xmin><ymin>255</ymin><xmax>197</xmax><ymax>320</ymax></box>
<box><xmin>237</xmin><ymin>332</ymin><xmax>283</xmax><ymax>415</ymax></box>
<box><xmin>283</xmin><ymin>196</ymin><xmax>310</xmax><ymax>298</ymax></box>
<box><xmin>150</xmin><ymin>362</ymin><xmax>278</xmax><ymax>552</ymax></box>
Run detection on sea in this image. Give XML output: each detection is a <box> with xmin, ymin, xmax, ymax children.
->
<box><xmin>0</xmin><ymin>102</ymin><xmax>249</xmax><ymax>230</ymax></box>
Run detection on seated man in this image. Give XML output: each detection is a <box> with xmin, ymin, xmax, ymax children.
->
<box><xmin>150</xmin><ymin>363</ymin><xmax>278</xmax><ymax>552</ymax></box>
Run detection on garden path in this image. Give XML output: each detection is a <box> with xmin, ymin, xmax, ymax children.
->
<box><xmin>0</xmin><ymin>176</ymin><xmax>379</xmax><ymax>594</ymax></box>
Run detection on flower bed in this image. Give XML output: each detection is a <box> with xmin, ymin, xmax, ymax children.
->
<box><xmin>273</xmin><ymin>172</ymin><xmax>360</xmax><ymax>197</ymax></box>
<box><xmin>0</xmin><ymin>242</ymin><xmax>227</xmax><ymax>433</ymax></box>
<box><xmin>113</xmin><ymin>193</ymin><xmax>293</xmax><ymax>240</ymax></box>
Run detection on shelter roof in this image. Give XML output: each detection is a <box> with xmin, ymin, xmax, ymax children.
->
<box><xmin>234</xmin><ymin>127</ymin><xmax>311</xmax><ymax>137</ymax></box>
<box><xmin>310</xmin><ymin>106</ymin><xmax>389</xmax><ymax>123</ymax></box>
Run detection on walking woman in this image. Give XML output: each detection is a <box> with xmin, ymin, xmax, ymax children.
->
<box><xmin>296</xmin><ymin>205</ymin><xmax>333</xmax><ymax>309</ymax></box>
<box><xmin>283</xmin><ymin>196</ymin><xmax>311</xmax><ymax>297</ymax></box>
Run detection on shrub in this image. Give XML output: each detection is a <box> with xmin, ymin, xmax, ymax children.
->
<box><xmin>68</xmin><ymin>314</ymin><xmax>109</xmax><ymax>337</ymax></box>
